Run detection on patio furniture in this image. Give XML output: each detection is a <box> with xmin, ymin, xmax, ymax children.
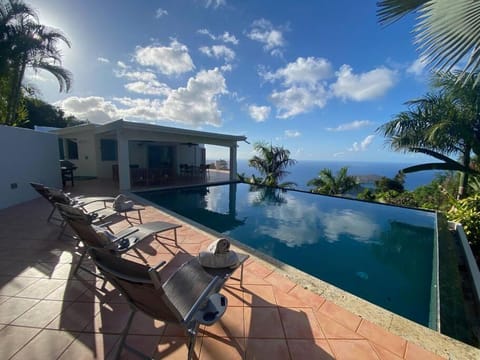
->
<box><xmin>89</xmin><ymin>248</ymin><xmax>228</xmax><ymax>360</ymax></box>
<box><xmin>30</xmin><ymin>182</ymin><xmax>115</xmax><ymax>224</ymax></box>
<box><xmin>56</xmin><ymin>203</ymin><xmax>182</xmax><ymax>278</ymax></box>
<box><xmin>60</xmin><ymin>160</ymin><xmax>77</xmax><ymax>187</ymax></box>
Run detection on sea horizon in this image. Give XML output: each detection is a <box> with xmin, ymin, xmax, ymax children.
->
<box><xmin>226</xmin><ymin>159</ymin><xmax>441</xmax><ymax>191</ymax></box>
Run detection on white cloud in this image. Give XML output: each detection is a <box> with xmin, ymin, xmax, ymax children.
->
<box><xmin>115</xmin><ymin>69</ymin><xmax>157</xmax><ymax>82</ymax></box>
<box><xmin>155</xmin><ymin>8</ymin><xmax>168</xmax><ymax>18</ymax></box>
<box><xmin>97</xmin><ymin>57</ymin><xmax>109</xmax><ymax>63</ymax></box>
<box><xmin>57</xmin><ymin>68</ymin><xmax>228</xmax><ymax>127</ymax></box>
<box><xmin>270</xmin><ymin>86</ymin><xmax>329</xmax><ymax>119</ymax></box>
<box><xmin>124</xmin><ymin>80</ymin><xmax>171</xmax><ymax>96</ymax></box>
<box><xmin>220</xmin><ymin>31</ymin><xmax>238</xmax><ymax>45</ymax></box>
<box><xmin>247</xmin><ymin>18</ymin><xmax>285</xmax><ymax>56</ymax></box>
<box><xmin>350</xmin><ymin>135</ymin><xmax>375</xmax><ymax>152</ymax></box>
<box><xmin>57</xmin><ymin>96</ymin><xmax>120</xmax><ymax>124</ymax></box>
<box><xmin>248</xmin><ymin>105</ymin><xmax>270</xmax><ymax>122</ymax></box>
<box><xmin>117</xmin><ymin>61</ymin><xmax>128</xmax><ymax>69</ymax></box>
<box><xmin>199</xmin><ymin>45</ymin><xmax>235</xmax><ymax>62</ymax></box>
<box><xmin>160</xmin><ymin>67</ymin><xmax>227</xmax><ymax>126</ymax></box>
<box><xmin>406</xmin><ymin>57</ymin><xmax>427</xmax><ymax>76</ymax></box>
<box><xmin>326</xmin><ymin>120</ymin><xmax>373</xmax><ymax>132</ymax></box>
<box><xmin>285</xmin><ymin>129</ymin><xmax>301</xmax><ymax>137</ymax></box>
<box><xmin>198</xmin><ymin>29</ymin><xmax>239</xmax><ymax>45</ymax></box>
<box><xmin>331</xmin><ymin>65</ymin><xmax>396</xmax><ymax>101</ymax></box>
<box><xmin>205</xmin><ymin>0</ymin><xmax>226</xmax><ymax>8</ymax></box>
<box><xmin>135</xmin><ymin>40</ymin><xmax>195</xmax><ymax>75</ymax></box>
<box><xmin>262</xmin><ymin>57</ymin><xmax>332</xmax><ymax>87</ymax></box>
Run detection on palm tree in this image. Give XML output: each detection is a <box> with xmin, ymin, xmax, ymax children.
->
<box><xmin>0</xmin><ymin>0</ymin><xmax>72</xmax><ymax>125</ymax></box>
<box><xmin>377</xmin><ymin>1</ymin><xmax>480</xmax><ymax>84</ymax></box>
<box><xmin>307</xmin><ymin>167</ymin><xmax>358</xmax><ymax>196</ymax></box>
<box><xmin>247</xmin><ymin>142</ymin><xmax>297</xmax><ymax>188</ymax></box>
<box><xmin>377</xmin><ymin>71</ymin><xmax>480</xmax><ymax>198</ymax></box>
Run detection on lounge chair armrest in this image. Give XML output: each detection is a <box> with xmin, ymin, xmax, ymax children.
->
<box><xmin>182</xmin><ymin>276</ymin><xmax>222</xmax><ymax>324</ymax></box>
<box><xmin>148</xmin><ymin>261</ymin><xmax>167</xmax><ymax>289</ymax></box>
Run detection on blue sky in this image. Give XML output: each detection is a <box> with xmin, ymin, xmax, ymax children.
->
<box><xmin>26</xmin><ymin>0</ymin><xmax>433</xmax><ymax>163</ymax></box>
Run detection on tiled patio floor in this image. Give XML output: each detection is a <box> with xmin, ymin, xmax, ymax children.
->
<box><xmin>0</xmin><ymin>182</ymin><xmax>453</xmax><ymax>359</ymax></box>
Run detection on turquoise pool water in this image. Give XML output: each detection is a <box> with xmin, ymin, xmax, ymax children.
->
<box><xmin>138</xmin><ymin>183</ymin><xmax>438</xmax><ymax>327</ymax></box>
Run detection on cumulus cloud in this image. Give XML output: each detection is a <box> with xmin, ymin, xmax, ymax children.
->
<box><xmin>350</xmin><ymin>135</ymin><xmax>375</xmax><ymax>152</ymax></box>
<box><xmin>326</xmin><ymin>120</ymin><xmax>373</xmax><ymax>132</ymax></box>
<box><xmin>331</xmin><ymin>65</ymin><xmax>396</xmax><ymax>101</ymax></box>
<box><xmin>285</xmin><ymin>129</ymin><xmax>301</xmax><ymax>137</ymax></box>
<box><xmin>155</xmin><ymin>8</ymin><xmax>168</xmax><ymax>18</ymax></box>
<box><xmin>135</xmin><ymin>40</ymin><xmax>195</xmax><ymax>75</ymax></box>
<box><xmin>199</xmin><ymin>45</ymin><xmax>235</xmax><ymax>62</ymax></box>
<box><xmin>261</xmin><ymin>57</ymin><xmax>332</xmax><ymax>87</ymax></box>
<box><xmin>246</xmin><ymin>18</ymin><xmax>285</xmax><ymax>56</ymax></box>
<box><xmin>97</xmin><ymin>57</ymin><xmax>109</xmax><ymax>63</ymax></box>
<box><xmin>57</xmin><ymin>96</ymin><xmax>120</xmax><ymax>124</ymax></box>
<box><xmin>160</xmin><ymin>67</ymin><xmax>227</xmax><ymax>126</ymax></box>
<box><xmin>407</xmin><ymin>57</ymin><xmax>427</xmax><ymax>76</ymax></box>
<box><xmin>260</xmin><ymin>57</ymin><xmax>334</xmax><ymax>118</ymax></box>
<box><xmin>197</xmin><ymin>29</ymin><xmax>239</xmax><ymax>45</ymax></box>
<box><xmin>248</xmin><ymin>105</ymin><xmax>270</xmax><ymax>122</ymax></box>
<box><xmin>114</xmin><ymin>67</ymin><xmax>170</xmax><ymax>96</ymax></box>
<box><xmin>270</xmin><ymin>85</ymin><xmax>329</xmax><ymax>119</ymax></box>
<box><xmin>124</xmin><ymin>81</ymin><xmax>170</xmax><ymax>96</ymax></box>
<box><xmin>57</xmin><ymin>68</ymin><xmax>228</xmax><ymax>127</ymax></box>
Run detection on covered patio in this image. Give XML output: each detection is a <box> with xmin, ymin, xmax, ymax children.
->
<box><xmin>55</xmin><ymin>120</ymin><xmax>246</xmax><ymax>191</ymax></box>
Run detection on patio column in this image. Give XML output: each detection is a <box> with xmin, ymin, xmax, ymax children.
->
<box><xmin>117</xmin><ymin>130</ymin><xmax>131</xmax><ymax>190</ymax></box>
<box><xmin>229</xmin><ymin>144</ymin><xmax>237</xmax><ymax>181</ymax></box>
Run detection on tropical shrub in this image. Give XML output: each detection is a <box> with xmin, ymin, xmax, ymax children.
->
<box><xmin>448</xmin><ymin>194</ymin><xmax>480</xmax><ymax>258</ymax></box>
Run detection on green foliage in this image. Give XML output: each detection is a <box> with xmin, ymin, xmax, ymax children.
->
<box><xmin>374</xmin><ymin>173</ymin><xmax>405</xmax><ymax>193</ymax></box>
<box><xmin>247</xmin><ymin>142</ymin><xmax>297</xmax><ymax>188</ymax></box>
<box><xmin>357</xmin><ymin>188</ymin><xmax>376</xmax><ymax>201</ymax></box>
<box><xmin>21</xmin><ymin>97</ymin><xmax>83</xmax><ymax>128</ymax></box>
<box><xmin>377</xmin><ymin>71</ymin><xmax>480</xmax><ymax>198</ymax></box>
<box><xmin>378</xmin><ymin>1</ymin><xmax>480</xmax><ymax>85</ymax></box>
<box><xmin>448</xmin><ymin>194</ymin><xmax>480</xmax><ymax>254</ymax></box>
<box><xmin>308</xmin><ymin>167</ymin><xmax>358</xmax><ymax>195</ymax></box>
<box><xmin>0</xmin><ymin>0</ymin><xmax>72</xmax><ymax>125</ymax></box>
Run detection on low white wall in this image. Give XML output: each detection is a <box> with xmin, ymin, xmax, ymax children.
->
<box><xmin>0</xmin><ymin>125</ymin><xmax>62</xmax><ymax>209</ymax></box>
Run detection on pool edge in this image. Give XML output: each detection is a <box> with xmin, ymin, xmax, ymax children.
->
<box><xmin>128</xmin><ymin>190</ymin><xmax>480</xmax><ymax>359</ymax></box>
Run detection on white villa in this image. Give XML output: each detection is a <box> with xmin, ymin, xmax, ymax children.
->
<box><xmin>54</xmin><ymin>120</ymin><xmax>247</xmax><ymax>190</ymax></box>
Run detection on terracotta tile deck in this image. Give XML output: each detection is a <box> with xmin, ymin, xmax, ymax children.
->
<box><xmin>0</xmin><ymin>180</ymin><xmax>461</xmax><ymax>359</ymax></box>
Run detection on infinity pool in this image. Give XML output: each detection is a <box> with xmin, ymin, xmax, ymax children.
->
<box><xmin>137</xmin><ymin>183</ymin><xmax>438</xmax><ymax>328</ymax></box>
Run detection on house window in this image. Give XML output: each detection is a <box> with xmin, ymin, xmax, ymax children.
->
<box><xmin>101</xmin><ymin>139</ymin><xmax>117</xmax><ymax>161</ymax></box>
<box><xmin>58</xmin><ymin>138</ymin><xmax>65</xmax><ymax>159</ymax></box>
<box><xmin>66</xmin><ymin>139</ymin><xmax>78</xmax><ymax>160</ymax></box>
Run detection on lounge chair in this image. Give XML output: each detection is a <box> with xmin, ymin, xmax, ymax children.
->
<box><xmin>56</xmin><ymin>203</ymin><xmax>182</xmax><ymax>278</ymax></box>
<box><xmin>89</xmin><ymin>248</ymin><xmax>230</xmax><ymax>360</ymax></box>
<box><xmin>30</xmin><ymin>182</ymin><xmax>116</xmax><ymax>223</ymax></box>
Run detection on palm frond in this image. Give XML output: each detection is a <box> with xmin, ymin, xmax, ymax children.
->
<box><xmin>377</xmin><ymin>0</ymin><xmax>428</xmax><ymax>25</ymax></box>
<box><xmin>415</xmin><ymin>0</ymin><xmax>480</xmax><ymax>80</ymax></box>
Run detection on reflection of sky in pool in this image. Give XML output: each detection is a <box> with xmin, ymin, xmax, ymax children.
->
<box><xmin>138</xmin><ymin>183</ymin><xmax>436</xmax><ymax>327</ymax></box>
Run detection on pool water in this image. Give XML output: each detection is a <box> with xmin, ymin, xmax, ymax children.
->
<box><xmin>138</xmin><ymin>183</ymin><xmax>438</xmax><ymax>328</ymax></box>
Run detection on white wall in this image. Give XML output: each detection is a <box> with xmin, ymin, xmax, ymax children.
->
<box><xmin>0</xmin><ymin>126</ymin><xmax>62</xmax><ymax>209</ymax></box>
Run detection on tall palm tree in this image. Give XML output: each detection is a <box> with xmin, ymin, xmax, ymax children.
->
<box><xmin>248</xmin><ymin>142</ymin><xmax>297</xmax><ymax>188</ymax></box>
<box><xmin>377</xmin><ymin>71</ymin><xmax>480</xmax><ymax>198</ymax></box>
<box><xmin>307</xmin><ymin>167</ymin><xmax>358</xmax><ymax>196</ymax></box>
<box><xmin>0</xmin><ymin>0</ymin><xmax>72</xmax><ymax>125</ymax></box>
<box><xmin>377</xmin><ymin>0</ymin><xmax>480</xmax><ymax>84</ymax></box>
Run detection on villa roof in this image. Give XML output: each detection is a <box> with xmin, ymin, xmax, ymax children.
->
<box><xmin>54</xmin><ymin>119</ymin><xmax>247</xmax><ymax>146</ymax></box>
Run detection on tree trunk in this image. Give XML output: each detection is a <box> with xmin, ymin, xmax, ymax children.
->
<box><xmin>457</xmin><ymin>146</ymin><xmax>471</xmax><ymax>199</ymax></box>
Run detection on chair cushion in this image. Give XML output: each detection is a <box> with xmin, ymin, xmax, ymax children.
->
<box><xmin>92</xmin><ymin>225</ymin><xmax>116</xmax><ymax>246</ymax></box>
<box><xmin>198</xmin><ymin>250</ymin><xmax>239</xmax><ymax>269</ymax></box>
<box><xmin>113</xmin><ymin>194</ymin><xmax>134</xmax><ymax>212</ymax></box>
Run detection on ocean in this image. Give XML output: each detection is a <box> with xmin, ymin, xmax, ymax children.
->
<box><xmin>235</xmin><ymin>159</ymin><xmax>440</xmax><ymax>191</ymax></box>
